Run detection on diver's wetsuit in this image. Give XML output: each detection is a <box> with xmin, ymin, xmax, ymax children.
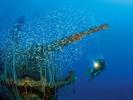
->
<box><xmin>89</xmin><ymin>66</ymin><xmax>105</xmax><ymax>79</ymax></box>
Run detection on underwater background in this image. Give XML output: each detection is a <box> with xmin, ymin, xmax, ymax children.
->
<box><xmin>0</xmin><ymin>0</ymin><xmax>133</xmax><ymax>100</ymax></box>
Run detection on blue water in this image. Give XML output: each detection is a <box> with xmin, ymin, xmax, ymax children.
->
<box><xmin>0</xmin><ymin>0</ymin><xmax>133</xmax><ymax>100</ymax></box>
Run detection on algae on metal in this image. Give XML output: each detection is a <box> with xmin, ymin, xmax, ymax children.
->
<box><xmin>0</xmin><ymin>16</ymin><xmax>109</xmax><ymax>100</ymax></box>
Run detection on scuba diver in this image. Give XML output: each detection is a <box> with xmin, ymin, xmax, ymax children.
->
<box><xmin>86</xmin><ymin>58</ymin><xmax>106</xmax><ymax>80</ymax></box>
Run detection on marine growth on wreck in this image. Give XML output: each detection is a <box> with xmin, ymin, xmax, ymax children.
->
<box><xmin>0</xmin><ymin>12</ymin><xmax>109</xmax><ymax>100</ymax></box>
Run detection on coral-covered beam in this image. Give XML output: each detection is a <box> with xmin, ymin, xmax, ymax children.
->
<box><xmin>47</xmin><ymin>24</ymin><xmax>109</xmax><ymax>51</ymax></box>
